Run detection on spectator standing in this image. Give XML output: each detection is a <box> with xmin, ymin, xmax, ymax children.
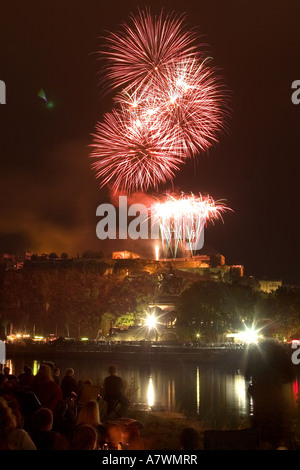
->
<box><xmin>60</xmin><ymin>368</ymin><xmax>79</xmax><ymax>400</ymax></box>
<box><xmin>30</xmin><ymin>364</ymin><xmax>63</xmax><ymax>416</ymax></box>
<box><xmin>18</xmin><ymin>365</ymin><xmax>33</xmax><ymax>391</ymax></box>
<box><xmin>103</xmin><ymin>365</ymin><xmax>129</xmax><ymax>418</ymax></box>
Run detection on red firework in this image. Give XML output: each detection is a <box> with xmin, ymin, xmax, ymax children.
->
<box><xmin>152</xmin><ymin>57</ymin><xmax>227</xmax><ymax>156</ymax></box>
<box><xmin>91</xmin><ymin>9</ymin><xmax>228</xmax><ymax>193</ymax></box>
<box><xmin>101</xmin><ymin>8</ymin><xmax>198</xmax><ymax>92</ymax></box>
<box><xmin>90</xmin><ymin>107</ymin><xmax>185</xmax><ymax>193</ymax></box>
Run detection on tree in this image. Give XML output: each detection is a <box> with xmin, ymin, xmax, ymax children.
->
<box><xmin>175</xmin><ymin>281</ymin><xmax>265</xmax><ymax>342</ymax></box>
<box><xmin>115</xmin><ymin>313</ymin><xmax>135</xmax><ymax>328</ymax></box>
<box><xmin>264</xmin><ymin>286</ymin><xmax>300</xmax><ymax>339</ymax></box>
<box><xmin>99</xmin><ymin>312</ymin><xmax>114</xmax><ymax>337</ymax></box>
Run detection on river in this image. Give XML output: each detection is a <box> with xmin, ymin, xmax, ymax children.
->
<box><xmin>4</xmin><ymin>353</ymin><xmax>300</xmax><ymax>430</ymax></box>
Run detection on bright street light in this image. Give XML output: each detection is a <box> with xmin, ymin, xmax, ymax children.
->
<box><xmin>145</xmin><ymin>314</ymin><xmax>157</xmax><ymax>329</ymax></box>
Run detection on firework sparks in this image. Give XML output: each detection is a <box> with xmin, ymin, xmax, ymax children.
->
<box><xmin>101</xmin><ymin>8</ymin><xmax>198</xmax><ymax>92</ymax></box>
<box><xmin>151</xmin><ymin>193</ymin><xmax>230</xmax><ymax>254</ymax></box>
<box><xmin>91</xmin><ymin>9</ymin><xmax>228</xmax><ymax>193</ymax></box>
<box><xmin>113</xmin><ymin>56</ymin><xmax>226</xmax><ymax>158</ymax></box>
<box><xmin>90</xmin><ymin>108</ymin><xmax>184</xmax><ymax>193</ymax></box>
<box><xmin>157</xmin><ymin>57</ymin><xmax>227</xmax><ymax>156</ymax></box>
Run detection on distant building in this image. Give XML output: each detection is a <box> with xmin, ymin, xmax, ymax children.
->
<box><xmin>112</xmin><ymin>251</ymin><xmax>141</xmax><ymax>260</ymax></box>
<box><xmin>191</xmin><ymin>254</ymin><xmax>211</xmax><ymax>265</ymax></box>
<box><xmin>211</xmin><ymin>254</ymin><xmax>226</xmax><ymax>267</ymax></box>
<box><xmin>259</xmin><ymin>279</ymin><xmax>282</xmax><ymax>293</ymax></box>
<box><xmin>230</xmin><ymin>265</ymin><xmax>244</xmax><ymax>278</ymax></box>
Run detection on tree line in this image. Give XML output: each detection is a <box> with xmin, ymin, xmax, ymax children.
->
<box><xmin>0</xmin><ymin>260</ymin><xmax>299</xmax><ymax>342</ymax></box>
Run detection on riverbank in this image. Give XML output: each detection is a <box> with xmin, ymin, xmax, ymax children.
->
<box><xmin>128</xmin><ymin>408</ymin><xmax>206</xmax><ymax>450</ymax></box>
<box><xmin>5</xmin><ymin>344</ymin><xmax>248</xmax><ymax>368</ymax></box>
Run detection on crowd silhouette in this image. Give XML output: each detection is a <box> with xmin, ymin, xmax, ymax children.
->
<box><xmin>0</xmin><ymin>363</ymin><xmax>149</xmax><ymax>450</ymax></box>
<box><xmin>0</xmin><ymin>347</ymin><xmax>298</xmax><ymax>451</ymax></box>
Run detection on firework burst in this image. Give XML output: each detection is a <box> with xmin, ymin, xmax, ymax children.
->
<box><xmin>101</xmin><ymin>8</ymin><xmax>198</xmax><ymax>92</ymax></box>
<box><xmin>90</xmin><ymin>108</ymin><xmax>184</xmax><ymax>193</ymax></box>
<box><xmin>155</xmin><ymin>57</ymin><xmax>227</xmax><ymax>156</ymax></box>
<box><xmin>151</xmin><ymin>193</ymin><xmax>230</xmax><ymax>254</ymax></box>
<box><xmin>91</xmin><ymin>8</ymin><xmax>228</xmax><ymax>193</ymax></box>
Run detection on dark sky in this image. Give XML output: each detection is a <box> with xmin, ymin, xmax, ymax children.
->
<box><xmin>0</xmin><ymin>0</ymin><xmax>299</xmax><ymax>285</ymax></box>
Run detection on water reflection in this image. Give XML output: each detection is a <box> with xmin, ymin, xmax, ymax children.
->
<box><xmin>4</xmin><ymin>356</ymin><xmax>299</xmax><ymax>430</ymax></box>
<box><xmin>196</xmin><ymin>369</ymin><xmax>250</xmax><ymax>428</ymax></box>
<box><xmin>227</xmin><ymin>373</ymin><xmax>248</xmax><ymax>413</ymax></box>
<box><xmin>293</xmin><ymin>378</ymin><xmax>299</xmax><ymax>405</ymax></box>
<box><xmin>147</xmin><ymin>376</ymin><xmax>154</xmax><ymax>408</ymax></box>
<box><xmin>3</xmin><ymin>358</ymin><xmax>13</xmax><ymax>373</ymax></box>
<box><xmin>196</xmin><ymin>366</ymin><xmax>200</xmax><ymax>415</ymax></box>
<box><xmin>32</xmin><ymin>360</ymin><xmax>39</xmax><ymax>376</ymax></box>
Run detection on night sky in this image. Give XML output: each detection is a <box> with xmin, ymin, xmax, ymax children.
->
<box><xmin>0</xmin><ymin>0</ymin><xmax>299</xmax><ymax>285</ymax></box>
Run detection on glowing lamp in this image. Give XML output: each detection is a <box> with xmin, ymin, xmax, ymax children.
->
<box><xmin>145</xmin><ymin>314</ymin><xmax>157</xmax><ymax>329</ymax></box>
<box><xmin>239</xmin><ymin>327</ymin><xmax>259</xmax><ymax>344</ymax></box>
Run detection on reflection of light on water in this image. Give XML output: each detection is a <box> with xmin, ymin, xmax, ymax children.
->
<box><xmin>196</xmin><ymin>367</ymin><xmax>200</xmax><ymax>415</ymax></box>
<box><xmin>225</xmin><ymin>373</ymin><xmax>247</xmax><ymax>414</ymax></box>
<box><xmin>167</xmin><ymin>380</ymin><xmax>176</xmax><ymax>410</ymax></box>
<box><xmin>33</xmin><ymin>360</ymin><xmax>39</xmax><ymax>376</ymax></box>
<box><xmin>293</xmin><ymin>378</ymin><xmax>299</xmax><ymax>405</ymax></box>
<box><xmin>4</xmin><ymin>359</ymin><xmax>13</xmax><ymax>374</ymax></box>
<box><xmin>249</xmin><ymin>395</ymin><xmax>254</xmax><ymax>416</ymax></box>
<box><xmin>167</xmin><ymin>380</ymin><xmax>175</xmax><ymax>411</ymax></box>
<box><xmin>235</xmin><ymin>374</ymin><xmax>247</xmax><ymax>409</ymax></box>
<box><xmin>147</xmin><ymin>376</ymin><xmax>154</xmax><ymax>407</ymax></box>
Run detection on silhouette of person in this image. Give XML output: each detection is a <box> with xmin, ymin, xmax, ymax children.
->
<box><xmin>60</xmin><ymin>368</ymin><xmax>79</xmax><ymax>400</ymax></box>
<box><xmin>18</xmin><ymin>366</ymin><xmax>33</xmax><ymax>390</ymax></box>
<box><xmin>71</xmin><ymin>425</ymin><xmax>98</xmax><ymax>450</ymax></box>
<box><xmin>179</xmin><ymin>427</ymin><xmax>200</xmax><ymax>450</ymax></box>
<box><xmin>3</xmin><ymin>367</ymin><xmax>17</xmax><ymax>382</ymax></box>
<box><xmin>103</xmin><ymin>366</ymin><xmax>129</xmax><ymax>418</ymax></box>
<box><xmin>244</xmin><ymin>335</ymin><xmax>295</xmax><ymax>449</ymax></box>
